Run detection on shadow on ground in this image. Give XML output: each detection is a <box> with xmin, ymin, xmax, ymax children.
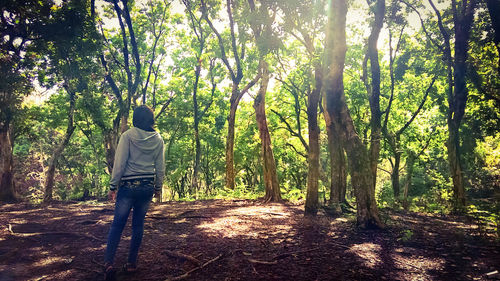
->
<box><xmin>0</xmin><ymin>200</ymin><xmax>499</xmax><ymax>280</ymax></box>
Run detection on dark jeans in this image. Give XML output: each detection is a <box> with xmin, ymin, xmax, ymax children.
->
<box><xmin>105</xmin><ymin>180</ymin><xmax>154</xmax><ymax>265</ymax></box>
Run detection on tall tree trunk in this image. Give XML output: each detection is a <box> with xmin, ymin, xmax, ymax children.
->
<box><xmin>304</xmin><ymin>65</ymin><xmax>322</xmax><ymax>215</ymax></box>
<box><xmin>254</xmin><ymin>61</ymin><xmax>281</xmax><ymax>202</ymax></box>
<box><xmin>429</xmin><ymin>0</ymin><xmax>476</xmax><ymax>211</ymax></box>
<box><xmin>367</xmin><ymin>0</ymin><xmax>385</xmax><ymax>191</ymax></box>
<box><xmin>448</xmin><ymin>0</ymin><xmax>473</xmax><ymax>210</ymax></box>
<box><xmin>192</xmin><ymin>60</ymin><xmax>202</xmax><ymax>193</ymax></box>
<box><xmin>448</xmin><ymin>122</ymin><xmax>466</xmax><ymax>208</ymax></box>
<box><xmin>224</xmin><ymin>77</ymin><xmax>260</xmax><ymax>190</ymax></box>
<box><xmin>202</xmin><ymin>0</ymin><xmax>261</xmax><ymax>190</ymax></box>
<box><xmin>226</xmin><ymin>83</ymin><xmax>240</xmax><ymax>190</ymax></box>
<box><xmin>44</xmin><ymin>90</ymin><xmax>76</xmax><ymax>202</ymax></box>
<box><xmin>403</xmin><ymin>152</ymin><xmax>415</xmax><ymax>210</ymax></box>
<box><xmin>0</xmin><ymin>125</ymin><xmax>16</xmax><ymax>202</ymax></box>
<box><xmin>323</xmin><ymin>106</ymin><xmax>347</xmax><ymax>207</ymax></box>
<box><xmin>392</xmin><ymin>148</ymin><xmax>401</xmax><ymax>199</ymax></box>
<box><xmin>325</xmin><ymin>0</ymin><xmax>382</xmax><ymax>228</ymax></box>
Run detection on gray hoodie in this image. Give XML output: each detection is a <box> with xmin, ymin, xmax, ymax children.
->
<box><xmin>109</xmin><ymin>127</ymin><xmax>165</xmax><ymax>191</ymax></box>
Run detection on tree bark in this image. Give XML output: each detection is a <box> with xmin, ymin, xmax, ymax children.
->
<box><xmin>201</xmin><ymin>0</ymin><xmax>260</xmax><ymax>189</ymax></box>
<box><xmin>447</xmin><ymin>122</ymin><xmax>466</xmax><ymax>208</ymax></box>
<box><xmin>367</xmin><ymin>0</ymin><xmax>385</xmax><ymax>192</ymax></box>
<box><xmin>391</xmin><ymin>148</ymin><xmax>401</xmax><ymax>199</ymax></box>
<box><xmin>98</xmin><ymin>0</ymin><xmax>142</xmax><ymax>173</ymax></box>
<box><xmin>44</xmin><ymin>89</ymin><xmax>76</xmax><ymax>202</ymax></box>
<box><xmin>0</xmin><ymin>126</ymin><xmax>17</xmax><ymax>202</ymax></box>
<box><xmin>192</xmin><ymin>60</ymin><xmax>202</xmax><ymax>194</ymax></box>
<box><xmin>448</xmin><ymin>0</ymin><xmax>475</xmax><ymax>210</ymax></box>
<box><xmin>429</xmin><ymin>0</ymin><xmax>476</xmax><ymax>211</ymax></box>
<box><xmin>325</xmin><ymin>0</ymin><xmax>383</xmax><ymax>228</ymax></box>
<box><xmin>225</xmin><ymin>84</ymin><xmax>240</xmax><ymax>190</ymax></box>
<box><xmin>304</xmin><ymin>63</ymin><xmax>323</xmax><ymax>215</ymax></box>
<box><xmin>254</xmin><ymin>61</ymin><xmax>281</xmax><ymax>202</ymax></box>
<box><xmin>403</xmin><ymin>152</ymin><xmax>415</xmax><ymax>210</ymax></box>
<box><xmin>323</xmin><ymin>104</ymin><xmax>347</xmax><ymax>207</ymax></box>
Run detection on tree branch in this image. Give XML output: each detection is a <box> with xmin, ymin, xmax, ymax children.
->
<box><xmin>397</xmin><ymin>76</ymin><xmax>436</xmax><ymax>136</ymax></box>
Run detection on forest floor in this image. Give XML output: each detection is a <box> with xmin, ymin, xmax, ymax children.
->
<box><xmin>0</xmin><ymin>199</ymin><xmax>499</xmax><ymax>281</ymax></box>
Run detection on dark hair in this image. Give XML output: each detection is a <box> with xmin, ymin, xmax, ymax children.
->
<box><xmin>133</xmin><ymin>105</ymin><xmax>155</xmax><ymax>131</ymax></box>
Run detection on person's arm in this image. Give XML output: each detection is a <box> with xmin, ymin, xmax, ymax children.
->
<box><xmin>154</xmin><ymin>138</ymin><xmax>165</xmax><ymax>193</ymax></box>
<box><xmin>109</xmin><ymin>132</ymin><xmax>130</xmax><ymax>191</ymax></box>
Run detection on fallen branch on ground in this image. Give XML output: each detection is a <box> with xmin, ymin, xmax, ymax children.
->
<box><xmin>163</xmin><ymin>250</ymin><xmax>201</xmax><ymax>266</ymax></box>
<box><xmin>248</xmin><ymin>258</ymin><xmax>278</xmax><ymax>265</ymax></box>
<box><xmin>273</xmin><ymin>247</ymin><xmax>320</xmax><ymax>260</ymax></box>
<box><xmin>91</xmin><ymin>258</ymin><xmax>105</xmax><ymax>268</ymax></box>
<box><xmin>258</xmin><ymin>211</ymin><xmax>288</xmax><ymax>216</ymax></box>
<box><xmin>247</xmin><ymin>247</ymin><xmax>320</xmax><ymax>265</ymax></box>
<box><xmin>165</xmin><ymin>254</ymin><xmax>223</xmax><ymax>281</ymax></box>
<box><xmin>328</xmin><ymin>242</ymin><xmax>350</xmax><ymax>249</ymax></box>
<box><xmin>7</xmin><ymin>225</ymin><xmax>104</xmax><ymax>242</ymax></box>
<box><xmin>148</xmin><ymin>210</ymin><xmax>209</xmax><ymax>220</ymax></box>
<box><xmin>148</xmin><ymin>215</ymin><xmax>209</xmax><ymax>220</ymax></box>
<box><xmin>74</xmin><ymin>266</ymin><xmax>102</xmax><ymax>274</ymax></box>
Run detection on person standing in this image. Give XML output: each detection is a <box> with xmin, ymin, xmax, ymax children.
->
<box><xmin>104</xmin><ymin>105</ymin><xmax>164</xmax><ymax>280</ymax></box>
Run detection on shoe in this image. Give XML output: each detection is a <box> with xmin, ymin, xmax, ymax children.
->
<box><xmin>104</xmin><ymin>264</ymin><xmax>116</xmax><ymax>281</ymax></box>
<box><xmin>123</xmin><ymin>263</ymin><xmax>137</xmax><ymax>274</ymax></box>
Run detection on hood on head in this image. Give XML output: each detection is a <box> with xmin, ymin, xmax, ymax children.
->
<box><xmin>128</xmin><ymin>127</ymin><xmax>162</xmax><ymax>154</ymax></box>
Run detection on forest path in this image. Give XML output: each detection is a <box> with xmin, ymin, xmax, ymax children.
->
<box><xmin>0</xmin><ymin>200</ymin><xmax>499</xmax><ymax>280</ymax></box>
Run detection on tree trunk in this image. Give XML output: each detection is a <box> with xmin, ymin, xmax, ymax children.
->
<box><xmin>192</xmin><ymin>60</ymin><xmax>202</xmax><ymax>193</ymax></box>
<box><xmin>254</xmin><ymin>61</ymin><xmax>281</xmax><ymax>202</ymax></box>
<box><xmin>447</xmin><ymin>122</ymin><xmax>466</xmax><ymax>209</ymax></box>
<box><xmin>449</xmin><ymin>0</ymin><xmax>476</xmax><ymax>211</ymax></box>
<box><xmin>104</xmin><ymin>130</ymin><xmax>118</xmax><ymax>174</ymax></box>
<box><xmin>367</xmin><ymin>0</ymin><xmax>385</xmax><ymax>192</ymax></box>
<box><xmin>44</xmin><ymin>91</ymin><xmax>76</xmax><ymax>202</ymax></box>
<box><xmin>429</xmin><ymin>0</ymin><xmax>476</xmax><ymax>212</ymax></box>
<box><xmin>403</xmin><ymin>152</ymin><xmax>415</xmax><ymax>210</ymax></box>
<box><xmin>0</xmin><ymin>126</ymin><xmax>17</xmax><ymax>202</ymax></box>
<box><xmin>323</xmin><ymin>105</ymin><xmax>347</xmax><ymax>207</ymax></box>
<box><xmin>325</xmin><ymin>0</ymin><xmax>382</xmax><ymax>228</ymax></box>
<box><xmin>103</xmin><ymin>105</ymin><xmax>126</xmax><ymax>174</ymax></box>
<box><xmin>348</xmin><ymin>144</ymin><xmax>381</xmax><ymax>228</ymax></box>
<box><xmin>392</xmin><ymin>149</ymin><xmax>401</xmax><ymax>199</ymax></box>
<box><xmin>225</xmin><ymin>83</ymin><xmax>240</xmax><ymax>190</ymax></box>
<box><xmin>304</xmin><ymin>65</ymin><xmax>322</xmax><ymax>215</ymax></box>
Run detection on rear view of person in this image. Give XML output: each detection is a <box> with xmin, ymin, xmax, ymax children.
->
<box><xmin>104</xmin><ymin>105</ymin><xmax>164</xmax><ymax>280</ymax></box>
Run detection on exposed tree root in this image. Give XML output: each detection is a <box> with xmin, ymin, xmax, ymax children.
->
<box><xmin>165</xmin><ymin>254</ymin><xmax>223</xmax><ymax>281</ymax></box>
<box><xmin>163</xmin><ymin>250</ymin><xmax>202</xmax><ymax>266</ymax></box>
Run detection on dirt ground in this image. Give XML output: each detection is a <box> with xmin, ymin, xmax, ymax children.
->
<box><xmin>0</xmin><ymin>199</ymin><xmax>499</xmax><ymax>281</ymax></box>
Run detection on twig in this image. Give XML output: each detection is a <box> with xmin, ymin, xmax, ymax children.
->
<box><xmin>273</xmin><ymin>247</ymin><xmax>320</xmax><ymax>260</ymax></box>
<box><xmin>328</xmin><ymin>242</ymin><xmax>350</xmax><ymax>249</ymax></box>
<box><xmin>393</xmin><ymin>258</ymin><xmax>424</xmax><ymax>271</ymax></box>
<box><xmin>147</xmin><ymin>215</ymin><xmax>209</xmax><ymax>220</ymax></box>
<box><xmin>165</xmin><ymin>254</ymin><xmax>223</xmax><ymax>281</ymax></box>
<box><xmin>74</xmin><ymin>266</ymin><xmax>102</xmax><ymax>274</ymax></box>
<box><xmin>8</xmin><ymin>229</ymin><xmax>104</xmax><ymax>242</ymax></box>
<box><xmin>91</xmin><ymin>258</ymin><xmax>105</xmax><ymax>268</ymax></box>
<box><xmin>148</xmin><ymin>210</ymin><xmax>198</xmax><ymax>220</ymax></box>
<box><xmin>258</xmin><ymin>211</ymin><xmax>287</xmax><ymax>217</ymax></box>
<box><xmin>177</xmin><ymin>210</ymin><xmax>196</xmax><ymax>217</ymax></box>
<box><xmin>182</xmin><ymin>215</ymin><xmax>209</xmax><ymax>219</ymax></box>
<box><xmin>248</xmin><ymin>258</ymin><xmax>278</xmax><ymax>265</ymax></box>
<box><xmin>163</xmin><ymin>250</ymin><xmax>202</xmax><ymax>266</ymax></box>
<box><xmin>147</xmin><ymin>215</ymin><xmax>172</xmax><ymax>220</ymax></box>
<box><xmin>248</xmin><ymin>247</ymin><xmax>320</xmax><ymax>265</ymax></box>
